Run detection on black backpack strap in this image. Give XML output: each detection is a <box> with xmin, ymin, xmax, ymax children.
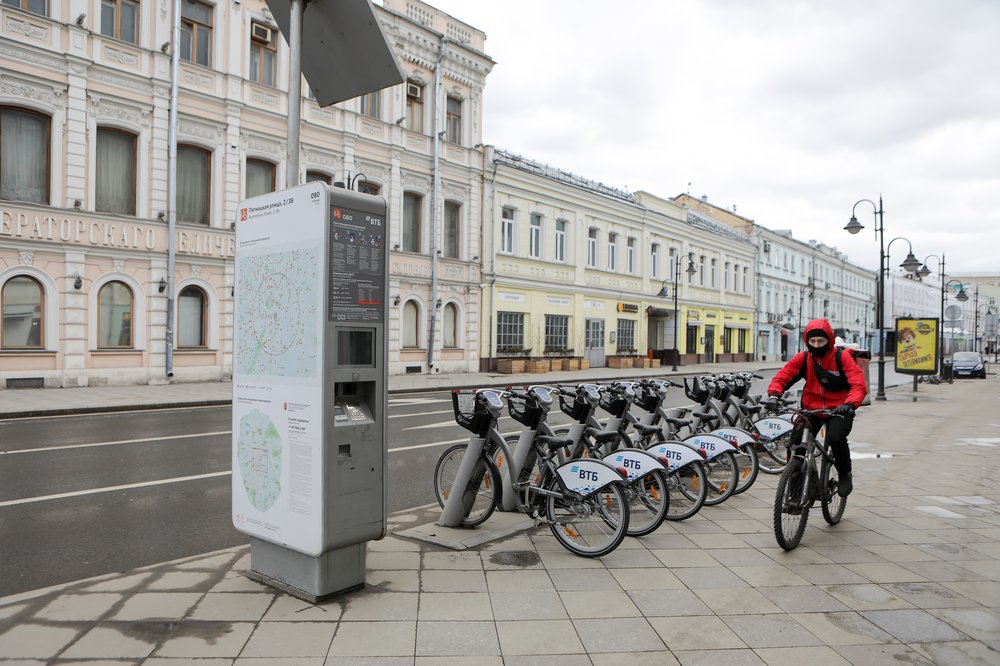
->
<box><xmin>790</xmin><ymin>351</ymin><xmax>808</xmax><ymax>386</ymax></box>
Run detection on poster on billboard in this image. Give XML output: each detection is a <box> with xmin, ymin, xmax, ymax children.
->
<box><xmin>894</xmin><ymin>318</ymin><xmax>938</xmax><ymax>375</ymax></box>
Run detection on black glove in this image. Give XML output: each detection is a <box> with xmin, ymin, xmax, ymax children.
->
<box><xmin>834</xmin><ymin>403</ymin><xmax>855</xmax><ymax>416</ymax></box>
<box><xmin>763</xmin><ymin>396</ymin><xmax>782</xmax><ymax>412</ymax></box>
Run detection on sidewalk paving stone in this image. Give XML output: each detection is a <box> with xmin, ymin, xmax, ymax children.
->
<box><xmin>647</xmin><ymin>615</ymin><xmax>746</xmax><ymax>651</ymax></box>
<box><xmin>860</xmin><ymin>608</ymin><xmax>969</xmax><ymax>643</ymax></box>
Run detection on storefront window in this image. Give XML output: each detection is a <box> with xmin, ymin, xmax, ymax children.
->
<box><xmin>1</xmin><ymin>275</ymin><xmax>43</xmax><ymax>348</ymax></box>
<box><xmin>98</xmin><ymin>281</ymin><xmax>133</xmax><ymax>348</ymax></box>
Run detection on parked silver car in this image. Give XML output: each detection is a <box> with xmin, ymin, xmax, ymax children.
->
<box><xmin>952</xmin><ymin>351</ymin><xmax>987</xmax><ymax>379</ymax></box>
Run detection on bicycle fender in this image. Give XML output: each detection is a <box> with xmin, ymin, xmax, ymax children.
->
<box><xmin>644</xmin><ymin>441</ymin><xmax>703</xmax><ymax>472</ymax></box>
<box><xmin>752</xmin><ymin>417</ymin><xmax>795</xmax><ymax>441</ymax></box>
<box><xmin>711</xmin><ymin>427</ymin><xmax>756</xmax><ymax>449</ymax></box>
<box><xmin>683</xmin><ymin>433</ymin><xmax>737</xmax><ymax>460</ymax></box>
<box><xmin>601</xmin><ymin>448</ymin><xmax>665</xmax><ymax>482</ymax></box>
<box><xmin>555</xmin><ymin>459</ymin><xmax>625</xmax><ymax>497</ymax></box>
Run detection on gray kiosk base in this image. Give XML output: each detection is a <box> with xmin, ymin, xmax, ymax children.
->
<box><xmin>245</xmin><ymin>537</ymin><xmax>366</xmax><ymax>603</ymax></box>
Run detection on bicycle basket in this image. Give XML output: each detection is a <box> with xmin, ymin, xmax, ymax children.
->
<box><xmin>559</xmin><ymin>392</ymin><xmax>590</xmax><ymax>422</ymax></box>
<box><xmin>452</xmin><ymin>390</ymin><xmax>492</xmax><ymax>436</ymax></box>
<box><xmin>684</xmin><ymin>377</ymin><xmax>710</xmax><ymax>403</ymax></box>
<box><xmin>508</xmin><ymin>395</ymin><xmax>543</xmax><ymax>428</ymax></box>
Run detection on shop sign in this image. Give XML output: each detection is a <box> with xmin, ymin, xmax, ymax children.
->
<box><xmin>617</xmin><ymin>303</ymin><xmax>638</xmax><ymax>313</ymax></box>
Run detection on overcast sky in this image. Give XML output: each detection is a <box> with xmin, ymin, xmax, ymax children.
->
<box><xmin>417</xmin><ymin>0</ymin><xmax>1000</xmax><ymax>276</ymax></box>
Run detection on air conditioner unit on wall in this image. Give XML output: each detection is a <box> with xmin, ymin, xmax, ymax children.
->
<box><xmin>251</xmin><ymin>22</ymin><xmax>272</xmax><ymax>44</ymax></box>
<box><xmin>406</xmin><ymin>82</ymin><xmax>422</xmax><ymax>99</ymax></box>
<box><xmin>763</xmin><ymin>241</ymin><xmax>771</xmax><ymax>252</ymax></box>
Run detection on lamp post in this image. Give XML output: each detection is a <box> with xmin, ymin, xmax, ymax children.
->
<box><xmin>659</xmin><ymin>258</ymin><xmax>697</xmax><ymax>371</ymax></box>
<box><xmin>917</xmin><ymin>254</ymin><xmax>946</xmax><ymax>376</ymax></box>
<box><xmin>941</xmin><ymin>279</ymin><xmax>969</xmax><ymax>356</ymax></box>
<box><xmin>845</xmin><ymin>197</ymin><xmax>922</xmax><ymax>401</ymax></box>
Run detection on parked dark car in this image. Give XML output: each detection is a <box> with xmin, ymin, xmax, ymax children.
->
<box><xmin>951</xmin><ymin>351</ymin><xmax>987</xmax><ymax>378</ymax></box>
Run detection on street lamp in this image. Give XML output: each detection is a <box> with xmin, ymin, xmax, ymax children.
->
<box><xmin>918</xmin><ymin>254</ymin><xmax>947</xmax><ymax>377</ymax></box>
<box><xmin>942</xmin><ymin>279</ymin><xmax>969</xmax><ymax>356</ymax></box>
<box><xmin>658</xmin><ymin>258</ymin><xmax>697</xmax><ymax>371</ymax></box>
<box><xmin>845</xmin><ymin>196</ymin><xmax>922</xmax><ymax>401</ymax></box>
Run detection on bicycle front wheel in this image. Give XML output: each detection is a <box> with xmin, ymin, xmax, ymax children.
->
<box><xmin>625</xmin><ymin>470</ymin><xmax>669</xmax><ymax>536</ymax></box>
<box><xmin>666</xmin><ymin>463</ymin><xmax>707</xmax><ymax>521</ymax></box>
<box><xmin>820</xmin><ymin>455</ymin><xmax>847</xmax><ymax>525</ymax></box>
<box><xmin>773</xmin><ymin>458</ymin><xmax>810</xmax><ymax>550</ymax></box>
<box><xmin>547</xmin><ymin>480</ymin><xmax>629</xmax><ymax>557</ymax></box>
<box><xmin>703</xmin><ymin>450</ymin><xmax>738</xmax><ymax>506</ymax></box>
<box><xmin>732</xmin><ymin>443</ymin><xmax>759</xmax><ymax>495</ymax></box>
<box><xmin>433</xmin><ymin>444</ymin><xmax>500</xmax><ymax>527</ymax></box>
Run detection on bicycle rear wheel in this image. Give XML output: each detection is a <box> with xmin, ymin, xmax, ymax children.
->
<box><xmin>732</xmin><ymin>443</ymin><xmax>759</xmax><ymax>495</ymax></box>
<box><xmin>546</xmin><ymin>480</ymin><xmax>629</xmax><ymax>557</ymax></box>
<box><xmin>625</xmin><ymin>470</ymin><xmax>669</xmax><ymax>536</ymax></box>
<box><xmin>773</xmin><ymin>458</ymin><xmax>810</xmax><ymax>550</ymax></box>
<box><xmin>820</xmin><ymin>455</ymin><xmax>847</xmax><ymax>525</ymax></box>
<box><xmin>665</xmin><ymin>463</ymin><xmax>707</xmax><ymax>521</ymax></box>
<box><xmin>703</xmin><ymin>450</ymin><xmax>738</xmax><ymax>506</ymax></box>
<box><xmin>433</xmin><ymin>444</ymin><xmax>501</xmax><ymax>527</ymax></box>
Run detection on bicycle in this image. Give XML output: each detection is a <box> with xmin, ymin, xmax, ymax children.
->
<box><xmin>434</xmin><ymin>387</ymin><xmax>631</xmax><ymax>557</ymax></box>
<box><xmin>772</xmin><ymin>407</ymin><xmax>848</xmax><ymax>551</ymax></box>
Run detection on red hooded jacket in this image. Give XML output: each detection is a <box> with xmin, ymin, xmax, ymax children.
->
<box><xmin>768</xmin><ymin>319</ymin><xmax>868</xmax><ymax>410</ymax></box>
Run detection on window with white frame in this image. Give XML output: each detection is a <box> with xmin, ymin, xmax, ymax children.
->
<box><xmin>1</xmin><ymin>275</ymin><xmax>44</xmax><ymax>348</ymax></box>
<box><xmin>733</xmin><ymin>263</ymin><xmax>739</xmax><ymax>292</ymax></box>
<box><xmin>101</xmin><ymin>0</ymin><xmax>138</xmax><ymax>43</ymax></box>
<box><xmin>443</xmin><ymin>201</ymin><xmax>460</xmax><ymax>258</ymax></box>
<box><xmin>617</xmin><ymin>318</ymin><xmax>635</xmax><ymax>352</ymax></box>
<box><xmin>711</xmin><ymin>258</ymin><xmax>717</xmax><ymax>288</ymax></box>
<box><xmin>587</xmin><ymin>228</ymin><xmax>598</xmax><ymax>267</ymax></box>
<box><xmin>178</xmin><ymin>285</ymin><xmax>207</xmax><ymax>347</ymax></box>
<box><xmin>544</xmin><ymin>314</ymin><xmax>569</xmax><ymax>351</ymax></box>
<box><xmin>97</xmin><ymin>281</ymin><xmax>133</xmax><ymax>348</ymax></box>
<box><xmin>0</xmin><ymin>106</ymin><xmax>49</xmax><ymax>204</ymax></box>
<box><xmin>627</xmin><ymin>237</ymin><xmax>636</xmax><ymax>274</ymax></box>
<box><xmin>608</xmin><ymin>233</ymin><xmax>617</xmax><ymax>271</ymax></box>
<box><xmin>177</xmin><ymin>144</ymin><xmax>210</xmax><ymax>225</ymax></box>
<box><xmin>687</xmin><ymin>252</ymin><xmax>695</xmax><ymax>283</ymax></box>
<box><xmin>443</xmin><ymin>303</ymin><xmax>458</xmax><ymax>348</ymax></box>
<box><xmin>249</xmin><ymin>22</ymin><xmax>277</xmax><ymax>87</ymax></box>
<box><xmin>403</xmin><ymin>193</ymin><xmax>422</xmax><ymax>253</ymax></box>
<box><xmin>742</xmin><ymin>266</ymin><xmax>748</xmax><ymax>293</ymax></box>
<box><xmin>529</xmin><ymin>213</ymin><xmax>541</xmax><ymax>258</ymax></box>
<box><xmin>402</xmin><ymin>301</ymin><xmax>419</xmax><ymax>347</ymax></box>
<box><xmin>554</xmin><ymin>219</ymin><xmax>566</xmax><ymax>262</ymax></box>
<box><xmin>405</xmin><ymin>80</ymin><xmax>423</xmax><ymax>132</ymax></box>
<box><xmin>446</xmin><ymin>96</ymin><xmax>462</xmax><ymax>143</ymax></box>
<box><xmin>496</xmin><ymin>311</ymin><xmax>525</xmax><ymax>352</ymax></box>
<box><xmin>500</xmin><ymin>207</ymin><xmax>514</xmax><ymax>254</ymax></box>
<box><xmin>95</xmin><ymin>127</ymin><xmax>136</xmax><ymax>215</ymax></box>
<box><xmin>359</xmin><ymin>90</ymin><xmax>380</xmax><ymax>119</ymax></box>
<box><xmin>651</xmin><ymin>243</ymin><xmax>660</xmax><ymax>278</ymax></box>
<box><xmin>699</xmin><ymin>255</ymin><xmax>706</xmax><ymax>285</ymax></box>
<box><xmin>724</xmin><ymin>262</ymin><xmax>731</xmax><ymax>290</ymax></box>
<box><xmin>180</xmin><ymin>0</ymin><xmax>213</xmax><ymax>67</ymax></box>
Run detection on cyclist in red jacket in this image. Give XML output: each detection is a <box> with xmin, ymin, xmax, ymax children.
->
<box><xmin>765</xmin><ymin>319</ymin><xmax>867</xmax><ymax>497</ymax></box>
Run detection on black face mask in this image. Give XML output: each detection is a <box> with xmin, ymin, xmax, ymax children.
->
<box><xmin>808</xmin><ymin>343</ymin><xmax>829</xmax><ymax>357</ymax></box>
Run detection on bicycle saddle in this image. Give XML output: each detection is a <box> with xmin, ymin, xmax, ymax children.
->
<box><xmin>536</xmin><ymin>434</ymin><xmax>575</xmax><ymax>450</ymax></box>
<box><xmin>584</xmin><ymin>427</ymin><xmax>619</xmax><ymax>444</ymax></box>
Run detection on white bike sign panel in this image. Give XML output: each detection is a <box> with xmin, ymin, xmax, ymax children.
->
<box><xmin>683</xmin><ymin>434</ymin><xmax>737</xmax><ymax>459</ymax></box>
<box><xmin>557</xmin><ymin>460</ymin><xmax>624</xmax><ymax>496</ymax></box>
<box><xmin>645</xmin><ymin>441</ymin><xmax>703</xmax><ymax>471</ymax></box>
<box><xmin>603</xmin><ymin>449</ymin><xmax>664</xmax><ymax>482</ymax></box>
<box><xmin>711</xmin><ymin>427</ymin><xmax>756</xmax><ymax>448</ymax></box>
<box><xmin>752</xmin><ymin>417</ymin><xmax>796</xmax><ymax>441</ymax></box>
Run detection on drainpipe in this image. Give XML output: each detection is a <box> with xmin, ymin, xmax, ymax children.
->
<box><xmin>165</xmin><ymin>0</ymin><xmax>180</xmax><ymax>379</ymax></box>
<box><xmin>427</xmin><ymin>36</ymin><xmax>447</xmax><ymax>372</ymax></box>
<box><xmin>487</xmin><ymin>153</ymin><xmax>499</xmax><ymax>369</ymax></box>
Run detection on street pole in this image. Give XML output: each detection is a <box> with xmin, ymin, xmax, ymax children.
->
<box><xmin>672</xmin><ymin>259</ymin><xmax>679</xmax><ymax>371</ymax></box>
<box><xmin>875</xmin><ymin>197</ymin><xmax>886</xmax><ymax>401</ymax></box>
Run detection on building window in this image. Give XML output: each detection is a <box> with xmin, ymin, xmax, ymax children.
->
<box><xmin>496</xmin><ymin>312</ymin><xmax>525</xmax><ymax>352</ymax></box>
<box><xmin>361</xmin><ymin>182</ymin><xmax>380</xmax><ymax>196</ymax></box>
<box><xmin>178</xmin><ymin>285</ymin><xmax>207</xmax><ymax>347</ymax></box>
<box><xmin>723</xmin><ymin>327</ymin><xmax>734</xmax><ymax>354</ymax></box>
<box><xmin>2</xmin><ymin>0</ymin><xmax>47</xmax><ymax>15</ymax></box>
<box><xmin>544</xmin><ymin>314</ymin><xmax>569</xmax><ymax>352</ymax></box>
<box><xmin>97</xmin><ymin>281</ymin><xmax>133</xmax><ymax>348</ymax></box>
<box><xmin>500</xmin><ymin>207</ymin><xmax>514</xmax><ymax>254</ymax></box>
<box><xmin>446</xmin><ymin>96</ymin><xmax>461</xmax><ymax>143</ymax></box>
<box><xmin>180</xmin><ymin>0</ymin><xmax>213</xmax><ymax>67</ymax></box>
<box><xmin>687</xmin><ymin>252</ymin><xmax>695</xmax><ymax>283</ymax></box>
<box><xmin>529</xmin><ymin>213</ymin><xmax>541</xmax><ymax>259</ymax></box>
<box><xmin>245</xmin><ymin>158</ymin><xmax>275</xmax><ymax>198</ymax></box>
<box><xmin>627</xmin><ymin>238</ymin><xmax>636</xmax><ymax>274</ymax></box>
<box><xmin>95</xmin><ymin>128</ymin><xmax>136</xmax><ymax>215</ymax></box>
<box><xmin>359</xmin><ymin>90</ymin><xmax>380</xmax><ymax>119</ymax></box>
<box><xmin>249</xmin><ymin>22</ymin><xmax>277</xmax><ymax>87</ymax></box>
<box><xmin>733</xmin><ymin>263</ymin><xmax>740</xmax><ymax>292</ymax></box>
<box><xmin>724</xmin><ymin>262</ymin><xmax>731</xmax><ymax>290</ymax></box>
<box><xmin>443</xmin><ymin>201</ymin><xmax>460</xmax><ymax>258</ymax></box>
<box><xmin>0</xmin><ymin>106</ymin><xmax>49</xmax><ymax>204</ymax></box>
<box><xmin>305</xmin><ymin>171</ymin><xmax>331</xmax><ymax>185</ymax></box>
<box><xmin>101</xmin><ymin>0</ymin><xmax>138</xmax><ymax>43</ymax></box>
<box><xmin>443</xmin><ymin>303</ymin><xmax>458</xmax><ymax>348</ymax></box>
<box><xmin>699</xmin><ymin>255</ymin><xmax>706</xmax><ymax>285</ymax></box>
<box><xmin>1</xmin><ymin>275</ymin><xmax>43</xmax><ymax>348</ymax></box>
<box><xmin>651</xmin><ymin>243</ymin><xmax>660</xmax><ymax>278</ymax></box>
<box><xmin>738</xmin><ymin>329</ymin><xmax>747</xmax><ymax>353</ymax></box>
<box><xmin>711</xmin><ymin>258</ymin><xmax>717</xmax><ymax>288</ymax></box>
<box><xmin>617</xmin><ymin>319</ymin><xmax>635</xmax><ymax>352</ymax></box>
<box><xmin>743</xmin><ymin>266</ymin><xmax>748</xmax><ymax>293</ymax></box>
<box><xmin>608</xmin><ymin>233</ymin><xmax>618</xmax><ymax>271</ymax></box>
<box><xmin>177</xmin><ymin>144</ymin><xmax>210</xmax><ymax>225</ymax></box>
<box><xmin>555</xmin><ymin>219</ymin><xmax>566</xmax><ymax>262</ymax></box>
<box><xmin>402</xmin><ymin>193</ymin><xmax>422</xmax><ymax>253</ymax></box>
<box><xmin>402</xmin><ymin>301</ymin><xmax>419</xmax><ymax>347</ymax></box>
<box><xmin>587</xmin><ymin>228</ymin><xmax>598</xmax><ymax>267</ymax></box>
<box><xmin>405</xmin><ymin>80</ymin><xmax>423</xmax><ymax>132</ymax></box>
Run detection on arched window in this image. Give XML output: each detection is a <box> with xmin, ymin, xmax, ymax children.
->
<box><xmin>402</xmin><ymin>300</ymin><xmax>419</xmax><ymax>348</ymax></box>
<box><xmin>443</xmin><ymin>302</ymin><xmax>458</xmax><ymax>348</ymax></box>
<box><xmin>98</xmin><ymin>281</ymin><xmax>134</xmax><ymax>348</ymax></box>
<box><xmin>1</xmin><ymin>275</ymin><xmax>44</xmax><ymax>348</ymax></box>
<box><xmin>246</xmin><ymin>158</ymin><xmax>276</xmax><ymax>198</ymax></box>
<box><xmin>305</xmin><ymin>171</ymin><xmax>331</xmax><ymax>185</ymax></box>
<box><xmin>178</xmin><ymin>285</ymin><xmax>207</xmax><ymax>347</ymax></box>
<box><xmin>0</xmin><ymin>106</ymin><xmax>50</xmax><ymax>204</ymax></box>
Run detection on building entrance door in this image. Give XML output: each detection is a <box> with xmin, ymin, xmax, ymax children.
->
<box><xmin>584</xmin><ymin>319</ymin><xmax>605</xmax><ymax>368</ymax></box>
<box><xmin>705</xmin><ymin>325</ymin><xmax>715</xmax><ymax>362</ymax></box>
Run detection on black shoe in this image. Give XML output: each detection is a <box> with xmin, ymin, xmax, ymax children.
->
<box><xmin>838</xmin><ymin>473</ymin><xmax>853</xmax><ymax>497</ymax></box>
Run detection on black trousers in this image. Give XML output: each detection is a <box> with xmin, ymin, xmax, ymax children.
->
<box><xmin>788</xmin><ymin>413</ymin><xmax>854</xmax><ymax>476</ymax></box>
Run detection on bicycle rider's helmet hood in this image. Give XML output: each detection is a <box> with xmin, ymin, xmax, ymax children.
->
<box><xmin>803</xmin><ymin>319</ymin><xmax>834</xmax><ymax>357</ymax></box>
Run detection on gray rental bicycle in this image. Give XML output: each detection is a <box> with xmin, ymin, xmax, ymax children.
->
<box><xmin>772</xmin><ymin>407</ymin><xmax>848</xmax><ymax>550</ymax></box>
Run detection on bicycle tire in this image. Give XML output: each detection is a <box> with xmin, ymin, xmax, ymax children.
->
<box><xmin>731</xmin><ymin>443</ymin><xmax>759</xmax><ymax>495</ymax></box>
<box><xmin>702</xmin><ymin>450</ymin><xmax>739</xmax><ymax>506</ymax></box>
<box><xmin>756</xmin><ymin>433</ymin><xmax>790</xmax><ymax>475</ymax></box>
<box><xmin>433</xmin><ymin>444</ymin><xmax>501</xmax><ymax>527</ymax></box>
<box><xmin>820</xmin><ymin>455</ymin><xmax>847</xmax><ymax>525</ymax></box>
<box><xmin>774</xmin><ymin>458</ymin><xmax>810</xmax><ymax>550</ymax></box>
<box><xmin>546</xmin><ymin>479</ymin><xmax>629</xmax><ymax>557</ymax></box>
<box><xmin>665</xmin><ymin>462</ymin><xmax>707</xmax><ymax>521</ymax></box>
<box><xmin>625</xmin><ymin>469</ymin><xmax>670</xmax><ymax>536</ymax></box>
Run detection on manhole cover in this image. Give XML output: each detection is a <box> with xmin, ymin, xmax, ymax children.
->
<box><xmin>488</xmin><ymin>550</ymin><xmax>541</xmax><ymax>567</ymax></box>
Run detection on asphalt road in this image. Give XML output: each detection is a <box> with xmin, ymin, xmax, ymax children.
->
<box><xmin>1</xmin><ymin>368</ymin><xmax>914</xmax><ymax>596</ymax></box>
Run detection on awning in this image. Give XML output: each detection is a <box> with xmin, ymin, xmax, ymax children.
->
<box><xmin>645</xmin><ymin>306</ymin><xmax>674</xmax><ymax>317</ymax></box>
<box><xmin>724</xmin><ymin>323</ymin><xmax>751</xmax><ymax>330</ymax></box>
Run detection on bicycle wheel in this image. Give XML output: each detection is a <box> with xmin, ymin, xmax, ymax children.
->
<box><xmin>756</xmin><ymin>434</ymin><xmax>789</xmax><ymax>475</ymax></box>
<box><xmin>625</xmin><ymin>470</ymin><xmax>669</xmax><ymax>536</ymax></box>
<box><xmin>702</xmin><ymin>450</ymin><xmax>738</xmax><ymax>506</ymax></box>
<box><xmin>546</xmin><ymin>479</ymin><xmax>629</xmax><ymax>557</ymax></box>
<box><xmin>433</xmin><ymin>444</ymin><xmax>500</xmax><ymax>527</ymax></box>
<box><xmin>665</xmin><ymin>463</ymin><xmax>707</xmax><ymax>521</ymax></box>
<box><xmin>820</xmin><ymin>455</ymin><xmax>847</xmax><ymax>525</ymax></box>
<box><xmin>731</xmin><ymin>443</ymin><xmax>759</xmax><ymax>495</ymax></box>
<box><xmin>773</xmin><ymin>458</ymin><xmax>810</xmax><ymax>550</ymax></box>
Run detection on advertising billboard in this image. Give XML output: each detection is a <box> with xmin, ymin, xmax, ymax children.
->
<box><xmin>894</xmin><ymin>318</ymin><xmax>938</xmax><ymax>375</ymax></box>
